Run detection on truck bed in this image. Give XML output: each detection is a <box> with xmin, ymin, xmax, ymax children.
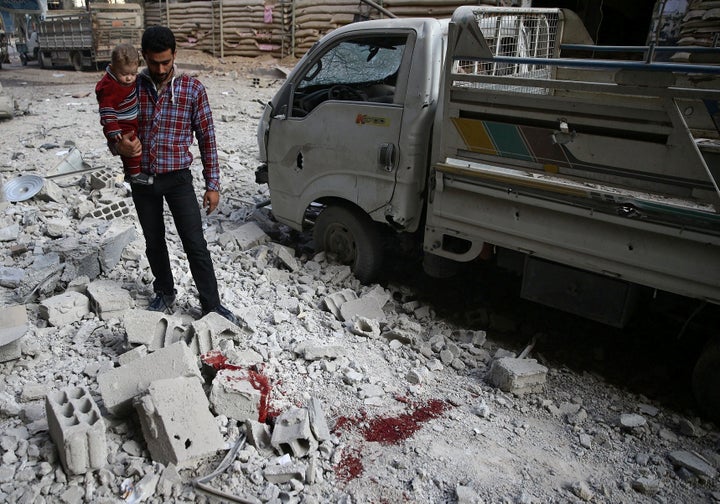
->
<box><xmin>426</xmin><ymin>6</ymin><xmax>720</xmax><ymax>304</ymax></box>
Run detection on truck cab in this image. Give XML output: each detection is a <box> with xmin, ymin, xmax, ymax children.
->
<box><xmin>257</xmin><ymin>17</ymin><xmax>446</xmax><ymax>245</ymax></box>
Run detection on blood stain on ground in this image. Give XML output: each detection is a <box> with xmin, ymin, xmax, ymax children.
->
<box><xmin>332</xmin><ymin>399</ymin><xmax>453</xmax><ymax>483</ymax></box>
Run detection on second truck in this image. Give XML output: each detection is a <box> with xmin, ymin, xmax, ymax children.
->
<box><xmin>255</xmin><ymin>6</ymin><xmax>720</xmax><ymax>419</ymax></box>
<box><xmin>37</xmin><ymin>2</ymin><xmax>142</xmax><ymax>71</ymax></box>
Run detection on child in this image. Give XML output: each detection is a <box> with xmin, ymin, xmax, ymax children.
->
<box><xmin>95</xmin><ymin>43</ymin><xmax>151</xmax><ymax>185</ymax></box>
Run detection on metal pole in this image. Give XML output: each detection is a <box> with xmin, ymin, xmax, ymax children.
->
<box><xmin>291</xmin><ymin>0</ymin><xmax>295</xmax><ymax>58</ymax></box>
<box><xmin>358</xmin><ymin>0</ymin><xmax>396</xmax><ymax>19</ymax></box>
<box><xmin>219</xmin><ymin>0</ymin><xmax>224</xmax><ymax>59</ymax></box>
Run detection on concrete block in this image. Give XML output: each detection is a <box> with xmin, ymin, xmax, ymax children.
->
<box><xmin>263</xmin><ymin>462</ymin><xmax>306</xmax><ymax>484</ymax></box>
<box><xmin>134</xmin><ymin>376</ymin><xmax>224</xmax><ymax>467</ymax></box>
<box><xmin>488</xmin><ymin>357</ymin><xmax>547</xmax><ymax>396</ymax></box>
<box><xmin>0</xmin><ymin>337</ymin><xmax>23</xmax><ymax>363</ymax></box>
<box><xmin>55</xmin><ymin>239</ymin><xmax>101</xmax><ymax>281</ymax></box>
<box><xmin>269</xmin><ymin>243</ymin><xmax>300</xmax><ymax>272</ymax></box>
<box><xmin>302</xmin><ymin>345</ymin><xmax>345</xmax><ymax>361</ymax></box>
<box><xmin>45</xmin><ymin>385</ymin><xmax>107</xmax><ymax>475</ymax></box>
<box><xmin>117</xmin><ymin>345</ymin><xmax>148</xmax><ymax>366</ymax></box>
<box><xmin>87</xmin><ymin>199</ymin><xmax>134</xmax><ymax>220</ymax></box>
<box><xmin>98</xmin><ymin>223</ymin><xmax>136</xmax><ymax>273</ymax></box>
<box><xmin>322</xmin><ymin>289</ymin><xmax>357</xmax><ymax>319</ymax></box>
<box><xmin>187</xmin><ymin>312</ymin><xmax>245</xmax><ymax>355</ymax></box>
<box><xmin>123</xmin><ymin>310</ymin><xmax>187</xmax><ymax>351</ymax></box>
<box><xmin>229</xmin><ymin>221</ymin><xmax>270</xmax><ymax>251</ymax></box>
<box><xmin>209</xmin><ymin>368</ymin><xmax>261</xmax><ymax>422</ymax></box>
<box><xmin>307</xmin><ymin>397</ymin><xmax>331</xmax><ymax>442</ymax></box>
<box><xmin>98</xmin><ymin>341</ymin><xmax>201</xmax><ymax>416</ymax></box>
<box><xmin>89</xmin><ymin>168</ymin><xmax>122</xmax><ymax>190</ymax></box>
<box><xmin>271</xmin><ymin>407</ymin><xmax>318</xmax><ymax>458</ymax></box>
<box><xmin>0</xmin><ymin>304</ymin><xmax>28</xmax><ymax>346</ymax></box>
<box><xmin>245</xmin><ymin>419</ymin><xmax>273</xmax><ymax>455</ymax></box>
<box><xmin>39</xmin><ymin>291</ymin><xmax>91</xmax><ymax>327</ymax></box>
<box><xmin>37</xmin><ymin>178</ymin><xmax>64</xmax><ymax>203</ymax></box>
<box><xmin>86</xmin><ymin>280</ymin><xmax>133</xmax><ymax>320</ymax></box>
<box><xmin>339</xmin><ymin>295</ymin><xmax>385</xmax><ymax>323</ymax></box>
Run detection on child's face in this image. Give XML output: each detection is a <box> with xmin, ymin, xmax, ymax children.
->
<box><xmin>113</xmin><ymin>62</ymin><xmax>138</xmax><ymax>86</ymax></box>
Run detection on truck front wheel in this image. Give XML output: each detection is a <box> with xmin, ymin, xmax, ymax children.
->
<box><xmin>692</xmin><ymin>336</ymin><xmax>720</xmax><ymax>423</ymax></box>
<box><xmin>313</xmin><ymin>205</ymin><xmax>383</xmax><ymax>284</ymax></box>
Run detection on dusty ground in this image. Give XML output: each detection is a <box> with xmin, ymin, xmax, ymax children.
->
<box><xmin>1</xmin><ymin>48</ymin><xmax>720</xmax><ymax>504</ymax></box>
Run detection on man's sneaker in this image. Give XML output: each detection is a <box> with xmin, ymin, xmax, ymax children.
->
<box><xmin>203</xmin><ymin>305</ymin><xmax>240</xmax><ymax>326</ymax></box>
<box><xmin>129</xmin><ymin>172</ymin><xmax>154</xmax><ymax>185</ymax></box>
<box><xmin>148</xmin><ymin>292</ymin><xmax>176</xmax><ymax>313</ymax></box>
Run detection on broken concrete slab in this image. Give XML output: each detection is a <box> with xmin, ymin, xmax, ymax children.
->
<box><xmin>86</xmin><ymin>279</ymin><xmax>133</xmax><ymax>320</ymax></box>
<box><xmin>134</xmin><ymin>376</ymin><xmax>224</xmax><ymax>468</ymax></box>
<box><xmin>488</xmin><ymin>357</ymin><xmax>548</xmax><ymax>396</ymax></box>
<box><xmin>220</xmin><ymin>221</ymin><xmax>270</xmax><ymax>251</ymax></box>
<box><xmin>39</xmin><ymin>291</ymin><xmax>91</xmax><ymax>327</ymax></box>
<box><xmin>187</xmin><ymin>311</ymin><xmax>247</xmax><ymax>355</ymax></box>
<box><xmin>339</xmin><ymin>294</ymin><xmax>386</xmax><ymax>322</ymax></box>
<box><xmin>668</xmin><ymin>450</ymin><xmax>718</xmax><ymax>479</ymax></box>
<box><xmin>98</xmin><ymin>341</ymin><xmax>201</xmax><ymax>416</ymax></box>
<box><xmin>245</xmin><ymin>419</ymin><xmax>274</xmax><ymax>455</ymax></box>
<box><xmin>0</xmin><ymin>304</ymin><xmax>28</xmax><ymax>346</ymax></box>
<box><xmin>209</xmin><ymin>368</ymin><xmax>261</xmax><ymax>422</ymax></box>
<box><xmin>271</xmin><ymin>407</ymin><xmax>318</xmax><ymax>458</ymax></box>
<box><xmin>123</xmin><ymin>310</ymin><xmax>187</xmax><ymax>351</ymax></box>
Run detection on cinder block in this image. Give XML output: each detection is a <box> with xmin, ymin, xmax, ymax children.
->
<box><xmin>45</xmin><ymin>386</ymin><xmax>107</xmax><ymax>475</ymax></box>
<box><xmin>134</xmin><ymin>376</ymin><xmax>224</xmax><ymax>467</ymax></box>
<box><xmin>98</xmin><ymin>341</ymin><xmax>201</xmax><ymax>416</ymax></box>
<box><xmin>88</xmin><ymin>199</ymin><xmax>133</xmax><ymax>220</ymax></box>
<box><xmin>271</xmin><ymin>407</ymin><xmax>317</xmax><ymax>458</ymax></box>
<box><xmin>39</xmin><ymin>291</ymin><xmax>91</xmax><ymax>327</ymax></box>
<box><xmin>209</xmin><ymin>368</ymin><xmax>261</xmax><ymax>422</ymax></box>
<box><xmin>186</xmin><ymin>312</ymin><xmax>244</xmax><ymax>355</ymax></box>
<box><xmin>89</xmin><ymin>168</ymin><xmax>122</xmax><ymax>190</ymax></box>
<box><xmin>488</xmin><ymin>357</ymin><xmax>547</xmax><ymax>396</ymax></box>
<box><xmin>123</xmin><ymin>310</ymin><xmax>187</xmax><ymax>351</ymax></box>
<box><xmin>87</xmin><ymin>279</ymin><xmax>133</xmax><ymax>320</ymax></box>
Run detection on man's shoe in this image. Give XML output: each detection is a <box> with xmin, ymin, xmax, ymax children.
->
<box><xmin>148</xmin><ymin>292</ymin><xmax>176</xmax><ymax>313</ymax></box>
<box><xmin>203</xmin><ymin>305</ymin><xmax>240</xmax><ymax>326</ymax></box>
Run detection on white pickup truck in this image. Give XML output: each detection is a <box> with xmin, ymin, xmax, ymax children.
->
<box><xmin>255</xmin><ymin>6</ymin><xmax>720</xmax><ymax>418</ymax></box>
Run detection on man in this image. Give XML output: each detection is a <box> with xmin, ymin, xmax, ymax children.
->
<box><xmin>115</xmin><ymin>26</ymin><xmax>238</xmax><ymax>325</ymax></box>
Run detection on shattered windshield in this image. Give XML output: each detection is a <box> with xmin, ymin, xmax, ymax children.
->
<box><xmin>299</xmin><ymin>36</ymin><xmax>406</xmax><ymax>89</ymax></box>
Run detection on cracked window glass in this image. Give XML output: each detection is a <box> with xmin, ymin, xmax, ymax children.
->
<box><xmin>292</xmin><ymin>35</ymin><xmax>407</xmax><ymax>116</ymax></box>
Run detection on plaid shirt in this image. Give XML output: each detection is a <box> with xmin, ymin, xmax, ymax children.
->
<box><xmin>136</xmin><ymin>67</ymin><xmax>220</xmax><ymax>191</ymax></box>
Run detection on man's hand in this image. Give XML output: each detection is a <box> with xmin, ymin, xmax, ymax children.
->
<box><xmin>203</xmin><ymin>190</ymin><xmax>219</xmax><ymax>215</ymax></box>
<box><xmin>115</xmin><ymin>132</ymin><xmax>142</xmax><ymax>158</ymax></box>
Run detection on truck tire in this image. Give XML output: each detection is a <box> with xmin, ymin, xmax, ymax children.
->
<box><xmin>71</xmin><ymin>52</ymin><xmax>82</xmax><ymax>72</ymax></box>
<box><xmin>692</xmin><ymin>336</ymin><xmax>720</xmax><ymax>423</ymax></box>
<box><xmin>313</xmin><ymin>204</ymin><xmax>383</xmax><ymax>284</ymax></box>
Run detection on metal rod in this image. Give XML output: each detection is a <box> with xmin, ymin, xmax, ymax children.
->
<box><xmin>358</xmin><ymin>0</ymin><xmax>396</xmax><ymax>19</ymax></box>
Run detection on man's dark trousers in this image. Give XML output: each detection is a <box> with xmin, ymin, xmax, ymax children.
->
<box><xmin>130</xmin><ymin>169</ymin><xmax>221</xmax><ymax>311</ymax></box>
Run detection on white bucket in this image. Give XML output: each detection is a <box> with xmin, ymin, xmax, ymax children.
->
<box><xmin>51</xmin><ymin>148</ymin><xmax>84</xmax><ymax>176</ymax></box>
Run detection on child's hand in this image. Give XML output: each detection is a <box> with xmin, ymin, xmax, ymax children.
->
<box><xmin>116</xmin><ymin>132</ymin><xmax>142</xmax><ymax>157</ymax></box>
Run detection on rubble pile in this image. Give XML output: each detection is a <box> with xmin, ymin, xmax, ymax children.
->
<box><xmin>0</xmin><ymin>59</ymin><xmax>719</xmax><ymax>503</ymax></box>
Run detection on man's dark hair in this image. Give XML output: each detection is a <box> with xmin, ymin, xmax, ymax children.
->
<box><xmin>142</xmin><ymin>26</ymin><xmax>176</xmax><ymax>54</ymax></box>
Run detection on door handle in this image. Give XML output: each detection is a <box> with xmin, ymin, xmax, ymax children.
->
<box><xmin>378</xmin><ymin>143</ymin><xmax>396</xmax><ymax>172</ymax></box>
